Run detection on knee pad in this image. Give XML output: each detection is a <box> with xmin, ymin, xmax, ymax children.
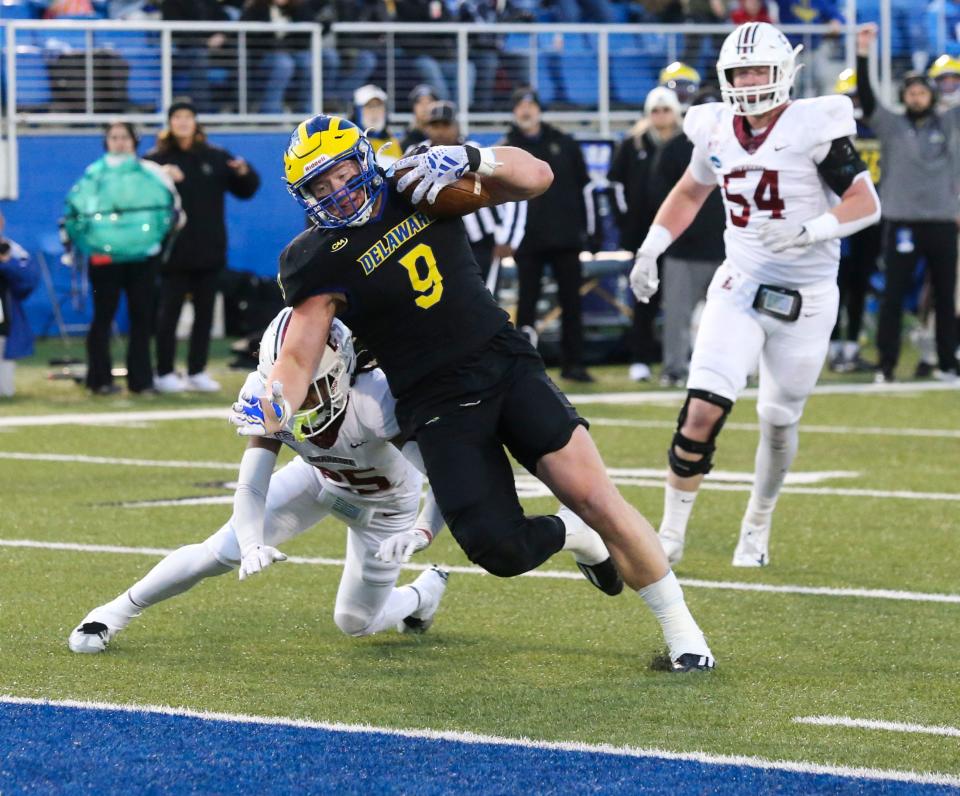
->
<box><xmin>334</xmin><ymin>610</ymin><xmax>374</xmax><ymax>637</ymax></box>
<box><xmin>668</xmin><ymin>389</ymin><xmax>733</xmax><ymax>477</ymax></box>
<box><xmin>757</xmin><ymin>401</ymin><xmax>802</xmax><ymax>428</ymax></box>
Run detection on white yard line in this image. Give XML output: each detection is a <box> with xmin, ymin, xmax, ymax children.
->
<box><xmin>794</xmin><ymin>715</ymin><xmax>960</xmax><ymax>738</ymax></box>
<box><xmin>1</xmin><ymin>696</ymin><xmax>957</xmax><ymax>787</ymax></box>
<box><xmin>591</xmin><ymin>417</ymin><xmax>960</xmax><ymax>439</ymax></box>
<box><xmin>2</xmin><ymin>537</ymin><xmax>959</xmax><ymax>605</ymax></box>
<box><xmin>0</xmin><ymin>452</ymin><xmax>236</xmax><ymax>470</ymax></box>
<box><xmin>0</xmin><ymin>408</ymin><xmax>228</xmax><ymax>428</ymax></box>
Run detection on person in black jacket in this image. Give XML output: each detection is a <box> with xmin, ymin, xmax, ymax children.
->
<box><xmin>647</xmin><ymin>88</ymin><xmax>726</xmax><ymax>387</ymax></box>
<box><xmin>146</xmin><ymin>99</ymin><xmax>261</xmax><ymax>393</ymax></box>
<box><xmin>503</xmin><ymin>87</ymin><xmax>592</xmax><ymax>382</ymax></box>
<box><xmin>608</xmin><ymin>86</ymin><xmax>682</xmax><ymax>383</ymax></box>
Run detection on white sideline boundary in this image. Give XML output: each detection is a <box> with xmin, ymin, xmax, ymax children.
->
<box><xmin>1</xmin><ymin>696</ymin><xmax>957</xmax><ymax>788</ymax></box>
<box><xmin>794</xmin><ymin>716</ymin><xmax>960</xmax><ymax>738</ymax></box>
<box><xmin>591</xmin><ymin>417</ymin><xmax>960</xmax><ymax>440</ymax></box>
<box><xmin>3</xmin><ymin>538</ymin><xmax>959</xmax><ymax>605</ymax></box>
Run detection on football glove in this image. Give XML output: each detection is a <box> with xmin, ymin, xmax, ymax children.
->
<box><xmin>238</xmin><ymin>544</ymin><xmax>288</xmax><ymax>581</ymax></box>
<box><xmin>230</xmin><ymin>373</ymin><xmax>291</xmax><ymax>437</ymax></box>
<box><xmin>630</xmin><ymin>250</ymin><xmax>660</xmax><ymax>303</ymax></box>
<box><xmin>393</xmin><ymin>145</ymin><xmax>498</xmax><ymax>205</ymax></box>
<box><xmin>376</xmin><ymin>529</ymin><xmax>432</xmax><ymax>564</ymax></box>
<box><xmin>758</xmin><ymin>220</ymin><xmax>811</xmax><ymax>253</ymax></box>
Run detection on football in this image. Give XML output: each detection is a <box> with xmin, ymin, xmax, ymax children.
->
<box><xmin>390</xmin><ymin>168</ymin><xmax>492</xmax><ymax>218</ymax></box>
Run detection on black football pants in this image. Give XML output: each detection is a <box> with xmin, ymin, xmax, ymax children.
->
<box><xmin>832</xmin><ymin>222</ymin><xmax>881</xmax><ymax>344</ymax></box>
<box><xmin>877</xmin><ymin>221</ymin><xmax>958</xmax><ymax>373</ymax></box>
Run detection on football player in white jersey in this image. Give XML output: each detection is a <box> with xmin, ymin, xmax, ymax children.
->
<box><xmin>630</xmin><ymin>22</ymin><xmax>881</xmax><ymax>567</ymax></box>
<box><xmin>69</xmin><ymin>312</ymin><xmax>451</xmax><ymax>653</ymax></box>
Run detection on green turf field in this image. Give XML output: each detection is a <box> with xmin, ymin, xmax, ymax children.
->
<box><xmin>1</xmin><ymin>340</ymin><xmax>958</xmax><ymax>781</ymax></box>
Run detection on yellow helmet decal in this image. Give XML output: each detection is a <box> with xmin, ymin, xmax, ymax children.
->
<box><xmin>834</xmin><ymin>67</ymin><xmax>857</xmax><ymax>95</ymax></box>
<box><xmin>928</xmin><ymin>54</ymin><xmax>960</xmax><ymax>79</ymax></box>
<box><xmin>659</xmin><ymin>61</ymin><xmax>701</xmax><ymax>86</ymax></box>
<box><xmin>283</xmin><ymin>116</ymin><xmax>361</xmax><ymax>188</ymax></box>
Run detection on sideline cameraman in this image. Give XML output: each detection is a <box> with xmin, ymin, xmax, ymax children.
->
<box><xmin>0</xmin><ymin>211</ymin><xmax>38</xmax><ymax>398</ymax></box>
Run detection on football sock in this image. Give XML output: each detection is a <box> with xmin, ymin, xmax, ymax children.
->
<box><xmin>558</xmin><ymin>507</ymin><xmax>609</xmax><ymax>566</ymax></box>
<box><xmin>745</xmin><ymin>420</ymin><xmax>798</xmax><ymax>526</ymax></box>
<box><xmin>127</xmin><ymin>543</ymin><xmax>231</xmax><ymax>609</ymax></box>
<box><xmin>637</xmin><ymin>570</ymin><xmax>710</xmax><ymax>659</ymax></box>
<box><xmin>659</xmin><ymin>484</ymin><xmax>698</xmax><ymax>537</ymax></box>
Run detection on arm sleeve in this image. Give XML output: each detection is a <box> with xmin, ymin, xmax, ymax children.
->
<box><xmin>232</xmin><ymin>445</ymin><xmax>279</xmax><ymax>553</ymax></box>
<box><xmin>855</xmin><ymin>54</ymin><xmax>883</xmax><ymax>124</ymax></box>
<box><xmin>814</xmin><ymin>137</ymin><xmax>869</xmax><ymax>196</ymax></box>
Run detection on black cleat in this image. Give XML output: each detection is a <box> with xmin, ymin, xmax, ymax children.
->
<box><xmin>576</xmin><ymin>557</ymin><xmax>624</xmax><ymax>596</ymax></box>
<box><xmin>671</xmin><ymin>652</ymin><xmax>716</xmax><ymax>673</ymax></box>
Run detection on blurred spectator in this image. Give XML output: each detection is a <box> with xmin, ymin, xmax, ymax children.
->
<box><xmin>240</xmin><ymin>0</ymin><xmax>323</xmax><ymax>115</ymax></box>
<box><xmin>659</xmin><ymin>61</ymin><xmax>701</xmax><ymax>110</ymax></box>
<box><xmin>504</xmin><ymin>87</ymin><xmax>593</xmax><ymax>382</ymax></box>
<box><xmin>43</xmin><ymin>0</ymin><xmax>97</xmax><ymax>17</ymax></box>
<box><xmin>63</xmin><ymin>122</ymin><xmax>182</xmax><ymax>395</ymax></box>
<box><xmin>928</xmin><ymin>54</ymin><xmax>960</xmax><ymax>108</ymax></box>
<box><xmin>828</xmin><ymin>69</ymin><xmax>881</xmax><ymax>373</ymax></box>
<box><xmin>400</xmin><ymin>84</ymin><xmax>439</xmax><ymax>152</ymax></box>
<box><xmin>730</xmin><ymin>0</ymin><xmax>774</xmax><ymax>25</ymax></box>
<box><xmin>608</xmin><ymin>86</ymin><xmax>682</xmax><ymax>383</ymax></box>
<box><xmin>680</xmin><ymin>0</ymin><xmax>726</xmax><ymax>73</ymax></box>
<box><xmin>146</xmin><ymin>99</ymin><xmax>261</xmax><ymax>393</ymax></box>
<box><xmin>545</xmin><ymin>0</ymin><xmax>613</xmax><ymax>22</ymax></box>
<box><xmin>0</xmin><ymin>214</ymin><xmax>37</xmax><ymax>399</ymax></box>
<box><xmin>354</xmin><ymin>84</ymin><xmax>403</xmax><ymax>166</ymax></box>
<box><xmin>108</xmin><ymin>0</ymin><xmax>161</xmax><ymax>18</ymax></box>
<box><xmin>395</xmin><ymin>0</ymin><xmax>475</xmax><ymax>102</ymax></box>
<box><xmin>162</xmin><ymin>0</ymin><xmax>235</xmax><ymax>114</ymax></box>
<box><xmin>857</xmin><ymin>24</ymin><xmax>959</xmax><ymax>381</ymax></box>
<box><xmin>772</xmin><ymin>0</ymin><xmax>842</xmax><ymax>91</ymax></box>
<box><xmin>649</xmin><ymin>88</ymin><xmax>725</xmax><ymax>386</ymax></box>
<box><xmin>455</xmin><ymin>0</ymin><xmax>532</xmax><ymax>111</ymax></box>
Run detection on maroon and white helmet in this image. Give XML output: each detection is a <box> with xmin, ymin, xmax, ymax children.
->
<box><xmin>717</xmin><ymin>22</ymin><xmax>803</xmax><ymax>116</ymax></box>
<box><xmin>258</xmin><ymin>308</ymin><xmax>356</xmax><ymax>438</ymax></box>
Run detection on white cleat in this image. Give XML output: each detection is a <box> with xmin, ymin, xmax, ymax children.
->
<box><xmin>657</xmin><ymin>527</ymin><xmax>686</xmax><ymax>567</ymax></box>
<box><xmin>185</xmin><ymin>371</ymin><xmax>222</xmax><ymax>392</ymax></box>
<box><xmin>68</xmin><ymin>614</ymin><xmax>123</xmax><ymax>654</ymax></box>
<box><xmin>732</xmin><ymin>518</ymin><xmax>770</xmax><ymax>567</ymax></box>
<box><xmin>398</xmin><ymin>566</ymin><xmax>449</xmax><ymax>634</ymax></box>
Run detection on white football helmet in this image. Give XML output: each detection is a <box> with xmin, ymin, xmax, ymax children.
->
<box><xmin>717</xmin><ymin>22</ymin><xmax>802</xmax><ymax>116</ymax></box>
<box><xmin>258</xmin><ymin>308</ymin><xmax>357</xmax><ymax>440</ymax></box>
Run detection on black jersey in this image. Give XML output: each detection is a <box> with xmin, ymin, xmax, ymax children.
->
<box><xmin>278</xmin><ymin>186</ymin><xmax>510</xmax><ymax>400</ymax></box>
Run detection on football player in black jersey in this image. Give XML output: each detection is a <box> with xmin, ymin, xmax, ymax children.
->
<box><xmin>239</xmin><ymin>114</ymin><xmax>714</xmax><ymax>672</ymax></box>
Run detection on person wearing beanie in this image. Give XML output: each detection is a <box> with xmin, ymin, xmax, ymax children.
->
<box><xmin>400</xmin><ymin>84</ymin><xmax>439</xmax><ymax>153</ymax></box>
<box><xmin>145</xmin><ymin>99</ymin><xmax>261</xmax><ymax>394</ymax></box>
<box><xmin>503</xmin><ymin>87</ymin><xmax>593</xmax><ymax>383</ymax></box>
<box><xmin>608</xmin><ymin>86</ymin><xmax>683</xmax><ymax>383</ymax></box>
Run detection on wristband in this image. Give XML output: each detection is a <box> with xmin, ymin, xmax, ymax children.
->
<box><xmin>638</xmin><ymin>224</ymin><xmax>673</xmax><ymax>257</ymax></box>
<box><xmin>465</xmin><ymin>145</ymin><xmax>500</xmax><ymax>177</ymax></box>
<box><xmin>802</xmin><ymin>212</ymin><xmax>841</xmax><ymax>243</ymax></box>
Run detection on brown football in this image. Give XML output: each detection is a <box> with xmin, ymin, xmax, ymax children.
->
<box><xmin>391</xmin><ymin>168</ymin><xmax>492</xmax><ymax>218</ymax></box>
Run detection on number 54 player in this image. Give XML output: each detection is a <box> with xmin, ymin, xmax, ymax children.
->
<box><xmin>630</xmin><ymin>22</ymin><xmax>881</xmax><ymax>567</ymax></box>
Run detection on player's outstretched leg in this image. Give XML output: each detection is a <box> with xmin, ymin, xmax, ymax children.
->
<box><xmin>538</xmin><ymin>427</ymin><xmax>714</xmax><ymax>672</ymax></box>
<box><xmin>556</xmin><ymin>504</ymin><xmax>624</xmax><ymax>595</ymax></box>
<box><xmin>68</xmin><ymin>541</ymin><xmax>231</xmax><ymax>653</ymax></box>
<box><xmin>733</xmin><ymin>419</ymin><xmax>799</xmax><ymax>567</ymax></box>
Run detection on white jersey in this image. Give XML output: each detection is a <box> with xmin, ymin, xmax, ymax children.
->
<box><xmin>273</xmin><ymin>369</ymin><xmax>421</xmax><ymax>515</ymax></box>
<box><xmin>685</xmin><ymin>95</ymin><xmax>857</xmax><ymax>288</ymax></box>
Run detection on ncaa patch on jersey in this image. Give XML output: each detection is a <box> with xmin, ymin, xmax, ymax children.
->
<box><xmin>710</xmin><ymin>155</ymin><xmax>723</xmax><ymax>168</ymax></box>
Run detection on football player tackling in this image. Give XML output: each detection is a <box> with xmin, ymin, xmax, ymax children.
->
<box><xmin>631</xmin><ymin>22</ymin><xmax>881</xmax><ymax>567</ymax></box>
<box><xmin>69</xmin><ymin>312</ymin><xmax>450</xmax><ymax>652</ymax></box>
<box><xmin>238</xmin><ymin>115</ymin><xmax>716</xmax><ymax>672</ymax></box>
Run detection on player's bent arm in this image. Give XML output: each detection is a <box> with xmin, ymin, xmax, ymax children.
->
<box><xmin>826</xmin><ymin>172</ymin><xmax>881</xmax><ymax>231</ymax></box>
<box><xmin>264</xmin><ymin>293</ymin><xmax>340</xmax><ymax>426</ymax></box>
<box><xmin>232</xmin><ymin>437</ymin><xmax>281</xmax><ymax>554</ymax></box>
<box><xmin>484</xmin><ymin>146</ymin><xmax>554</xmax><ymax>203</ymax></box>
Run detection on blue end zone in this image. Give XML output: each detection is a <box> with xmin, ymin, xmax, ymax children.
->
<box><xmin>0</xmin><ymin>702</ymin><xmax>955</xmax><ymax>795</ymax></box>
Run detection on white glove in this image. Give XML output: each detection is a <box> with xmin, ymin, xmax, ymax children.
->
<box><xmin>758</xmin><ymin>220</ymin><xmax>811</xmax><ymax>253</ymax></box>
<box><xmin>376</xmin><ymin>529</ymin><xmax>432</xmax><ymax>563</ymax></box>
<box><xmin>630</xmin><ymin>251</ymin><xmax>660</xmax><ymax>304</ymax></box>
<box><xmin>229</xmin><ymin>375</ymin><xmax>291</xmax><ymax>437</ymax></box>
<box><xmin>238</xmin><ymin>544</ymin><xmax>288</xmax><ymax>581</ymax></box>
<box><xmin>394</xmin><ymin>146</ymin><xmax>472</xmax><ymax>205</ymax></box>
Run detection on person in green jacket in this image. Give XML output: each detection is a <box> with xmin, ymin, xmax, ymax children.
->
<box><xmin>64</xmin><ymin>121</ymin><xmax>182</xmax><ymax>395</ymax></box>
